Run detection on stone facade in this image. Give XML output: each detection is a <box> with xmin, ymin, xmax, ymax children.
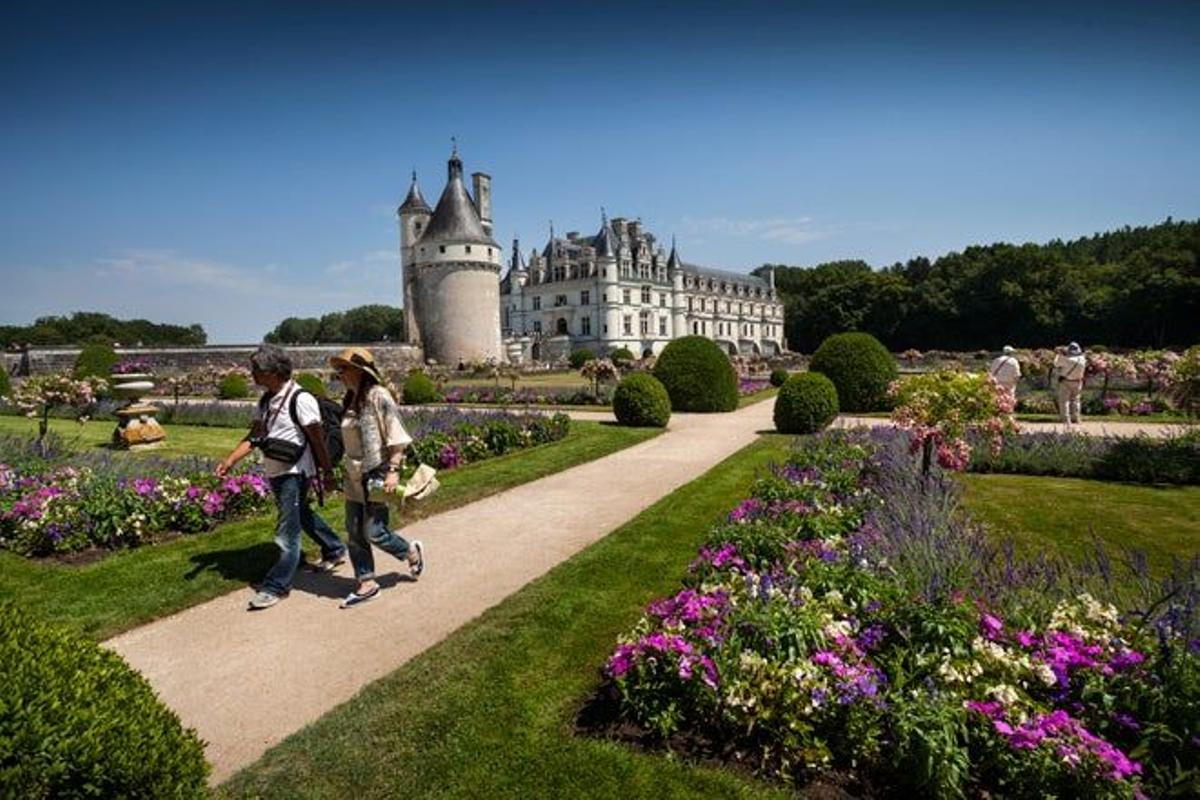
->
<box><xmin>499</xmin><ymin>215</ymin><xmax>786</xmax><ymax>362</ymax></box>
<box><xmin>4</xmin><ymin>344</ymin><xmax>424</xmax><ymax>377</ymax></box>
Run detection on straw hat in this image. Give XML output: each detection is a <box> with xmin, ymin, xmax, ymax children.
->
<box><xmin>330</xmin><ymin>346</ymin><xmax>386</xmax><ymax>385</ymax></box>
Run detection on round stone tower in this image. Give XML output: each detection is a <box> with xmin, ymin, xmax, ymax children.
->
<box><xmin>400</xmin><ymin>148</ymin><xmax>503</xmax><ymax>365</ymax></box>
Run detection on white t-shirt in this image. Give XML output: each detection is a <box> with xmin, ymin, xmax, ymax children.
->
<box><xmin>252</xmin><ymin>380</ymin><xmax>321</xmax><ymax>478</ymax></box>
<box><xmin>1054</xmin><ymin>353</ymin><xmax>1086</xmax><ymax>382</ymax></box>
<box><xmin>988</xmin><ymin>355</ymin><xmax>1021</xmax><ymax>387</ymax></box>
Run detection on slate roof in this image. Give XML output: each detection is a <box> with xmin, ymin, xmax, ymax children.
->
<box><xmin>682</xmin><ymin>263</ymin><xmax>771</xmax><ymax>289</ymax></box>
<box><xmin>420</xmin><ymin>167</ymin><xmax>497</xmax><ymax>247</ymax></box>
<box><xmin>399</xmin><ymin>175</ymin><xmax>430</xmax><ymax>213</ymax></box>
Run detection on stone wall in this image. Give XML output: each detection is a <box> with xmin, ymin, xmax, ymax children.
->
<box><xmin>3</xmin><ymin>344</ymin><xmax>425</xmax><ymax>377</ymax></box>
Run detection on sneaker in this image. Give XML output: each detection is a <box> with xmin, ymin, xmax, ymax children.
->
<box><xmin>408</xmin><ymin>540</ymin><xmax>425</xmax><ymax>578</ymax></box>
<box><xmin>339</xmin><ymin>584</ymin><xmax>380</xmax><ymax>609</ymax></box>
<box><xmin>248</xmin><ymin>590</ymin><xmax>282</xmax><ymax>610</ymax></box>
<box><xmin>308</xmin><ymin>554</ymin><xmax>346</xmax><ymax>573</ymax></box>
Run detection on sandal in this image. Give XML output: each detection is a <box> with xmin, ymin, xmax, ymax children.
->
<box><xmin>339</xmin><ymin>584</ymin><xmax>380</xmax><ymax>608</ymax></box>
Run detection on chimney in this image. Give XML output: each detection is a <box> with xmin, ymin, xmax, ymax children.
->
<box><xmin>472</xmin><ymin>172</ymin><xmax>492</xmax><ymax>235</ymax></box>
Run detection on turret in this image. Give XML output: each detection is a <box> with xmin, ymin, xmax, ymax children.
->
<box><xmin>398</xmin><ymin>171</ymin><xmax>431</xmax><ymax>344</ymax></box>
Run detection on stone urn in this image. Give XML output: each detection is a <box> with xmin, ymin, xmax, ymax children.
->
<box><xmin>110</xmin><ymin>372</ymin><xmax>166</xmax><ymax>448</ymax></box>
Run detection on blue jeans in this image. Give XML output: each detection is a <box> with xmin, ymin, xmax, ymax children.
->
<box><xmin>345</xmin><ymin>496</ymin><xmax>411</xmax><ymax>583</ymax></box>
<box><xmin>260</xmin><ymin>474</ymin><xmax>347</xmax><ymax>597</ymax></box>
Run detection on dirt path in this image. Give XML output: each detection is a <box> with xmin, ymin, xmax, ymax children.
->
<box><xmin>105</xmin><ymin>400</ymin><xmax>774</xmax><ymax>783</ymax></box>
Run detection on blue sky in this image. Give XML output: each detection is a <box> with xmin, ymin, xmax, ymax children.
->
<box><xmin>2</xmin><ymin>1</ymin><xmax>1197</xmax><ymax>342</ymax></box>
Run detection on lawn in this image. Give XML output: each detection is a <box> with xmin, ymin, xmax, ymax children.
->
<box><xmin>219</xmin><ymin>434</ymin><xmax>795</xmax><ymax>799</ymax></box>
<box><xmin>444</xmin><ymin>370</ymin><xmax>590</xmax><ymax>389</ymax></box>
<box><xmin>0</xmin><ymin>414</ymin><xmax>240</xmax><ymax>459</ymax></box>
<box><xmin>960</xmin><ymin>473</ymin><xmax>1200</xmax><ymax>576</ymax></box>
<box><xmin>738</xmin><ymin>386</ymin><xmax>778</xmax><ymax>408</ymax></box>
<box><xmin>0</xmin><ymin>421</ymin><xmax>659</xmax><ymax>639</ymax></box>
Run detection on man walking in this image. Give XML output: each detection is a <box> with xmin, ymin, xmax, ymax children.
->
<box><xmin>1053</xmin><ymin>342</ymin><xmax>1087</xmax><ymax>426</ymax></box>
<box><xmin>216</xmin><ymin>344</ymin><xmax>347</xmax><ymax>610</ymax></box>
<box><xmin>988</xmin><ymin>345</ymin><xmax>1022</xmax><ymax>407</ymax></box>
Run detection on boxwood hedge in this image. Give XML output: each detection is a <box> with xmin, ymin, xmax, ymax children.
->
<box><xmin>652</xmin><ymin>336</ymin><xmax>738</xmax><ymax>412</ymax></box>
<box><xmin>613</xmin><ymin>373</ymin><xmax>671</xmax><ymax>427</ymax></box>
<box><xmin>773</xmin><ymin>372</ymin><xmax>839</xmax><ymax>434</ymax></box>
<box><xmin>808</xmin><ymin>332</ymin><xmax>897</xmax><ymax>412</ymax></box>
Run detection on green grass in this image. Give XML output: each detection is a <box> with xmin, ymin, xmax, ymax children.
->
<box><xmin>220</xmin><ymin>434</ymin><xmax>795</xmax><ymax>799</ymax></box>
<box><xmin>0</xmin><ymin>414</ymin><xmax>240</xmax><ymax>459</ymax></box>
<box><xmin>445</xmin><ymin>370</ymin><xmax>590</xmax><ymax>389</ymax></box>
<box><xmin>0</xmin><ymin>421</ymin><xmax>658</xmax><ymax>640</ymax></box>
<box><xmin>738</xmin><ymin>386</ymin><xmax>779</xmax><ymax>408</ymax></box>
<box><xmin>960</xmin><ymin>473</ymin><xmax>1200</xmax><ymax>576</ymax></box>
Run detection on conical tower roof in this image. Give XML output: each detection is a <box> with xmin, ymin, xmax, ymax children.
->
<box><xmin>399</xmin><ymin>171</ymin><xmax>430</xmax><ymax>214</ymax></box>
<box><xmin>593</xmin><ymin>213</ymin><xmax>617</xmax><ymax>257</ymax></box>
<box><xmin>419</xmin><ymin>150</ymin><xmax>497</xmax><ymax>246</ymax></box>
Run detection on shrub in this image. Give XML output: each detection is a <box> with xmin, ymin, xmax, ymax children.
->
<box><xmin>769</xmin><ymin>368</ymin><xmax>789</xmax><ymax>387</ymax></box>
<box><xmin>609</xmin><ymin>346</ymin><xmax>636</xmax><ymax>367</ymax></box>
<box><xmin>0</xmin><ymin>369</ymin><xmax>10</xmax><ymax>400</ymax></box>
<box><xmin>72</xmin><ymin>343</ymin><xmax>118</xmax><ymax>380</ymax></box>
<box><xmin>568</xmin><ymin>348</ymin><xmax>596</xmax><ymax>369</ymax></box>
<box><xmin>652</xmin><ymin>336</ymin><xmax>738</xmax><ymax>413</ymax></box>
<box><xmin>295</xmin><ymin>371</ymin><xmax>327</xmax><ymax>398</ymax></box>
<box><xmin>613</xmin><ymin>373</ymin><xmax>671</xmax><ymax>428</ymax></box>
<box><xmin>0</xmin><ymin>603</ymin><xmax>209</xmax><ymax>797</ymax></box>
<box><xmin>968</xmin><ymin>430</ymin><xmax>1200</xmax><ymax>485</ymax></box>
<box><xmin>217</xmin><ymin>372</ymin><xmax>251</xmax><ymax>399</ymax></box>
<box><xmin>402</xmin><ymin>370</ymin><xmax>440</xmax><ymax>405</ymax></box>
<box><xmin>773</xmin><ymin>372</ymin><xmax>839</xmax><ymax>434</ymax></box>
<box><xmin>808</xmin><ymin>332</ymin><xmax>897</xmax><ymax>412</ymax></box>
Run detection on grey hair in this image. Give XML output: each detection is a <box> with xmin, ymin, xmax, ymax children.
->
<box><xmin>250</xmin><ymin>344</ymin><xmax>293</xmax><ymax>378</ymax></box>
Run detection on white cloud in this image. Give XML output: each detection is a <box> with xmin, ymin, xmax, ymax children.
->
<box><xmin>681</xmin><ymin>215</ymin><xmax>832</xmax><ymax>245</ymax></box>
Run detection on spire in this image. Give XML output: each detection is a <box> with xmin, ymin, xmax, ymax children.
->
<box><xmin>667</xmin><ymin>235</ymin><xmax>680</xmax><ymax>271</ymax></box>
<box><xmin>421</xmin><ymin>146</ymin><xmax>496</xmax><ymax>245</ymax></box>
<box><xmin>399</xmin><ymin>171</ymin><xmax>430</xmax><ymax>214</ymax></box>
<box><xmin>447</xmin><ymin>137</ymin><xmax>463</xmax><ymax>180</ymax></box>
<box><xmin>510</xmin><ymin>237</ymin><xmax>525</xmax><ymax>271</ymax></box>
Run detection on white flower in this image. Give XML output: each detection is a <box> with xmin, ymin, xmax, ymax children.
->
<box><xmin>1034</xmin><ymin>662</ymin><xmax>1058</xmax><ymax>687</ymax></box>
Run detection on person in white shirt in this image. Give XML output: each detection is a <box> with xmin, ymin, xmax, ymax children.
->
<box><xmin>988</xmin><ymin>345</ymin><xmax>1022</xmax><ymax>406</ymax></box>
<box><xmin>1053</xmin><ymin>342</ymin><xmax>1087</xmax><ymax>425</ymax></box>
<box><xmin>216</xmin><ymin>345</ymin><xmax>346</xmax><ymax>610</ymax></box>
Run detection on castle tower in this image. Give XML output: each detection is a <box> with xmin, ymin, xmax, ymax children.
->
<box><xmin>668</xmin><ymin>237</ymin><xmax>687</xmax><ymax>337</ymax></box>
<box><xmin>398</xmin><ymin>171</ymin><xmax>431</xmax><ymax>345</ymax></box>
<box><xmin>403</xmin><ymin>147</ymin><xmax>503</xmax><ymax>364</ymax></box>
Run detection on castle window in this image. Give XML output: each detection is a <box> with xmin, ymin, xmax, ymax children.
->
<box><xmin>622</xmin><ymin>288</ymin><xmax>631</xmax><ymax>305</ymax></box>
<box><xmin>603</xmin><ymin>323</ymin><xmax>608</xmax><ymax>334</ymax></box>
<box><xmin>533</xmin><ymin>321</ymin><xmax>542</xmax><ymax>333</ymax></box>
<box><xmin>640</xmin><ymin>286</ymin><xmax>651</xmax><ymax>304</ymax></box>
<box><xmin>581</xmin><ymin>290</ymin><xmax>590</xmax><ymax>305</ymax></box>
<box><xmin>533</xmin><ymin>296</ymin><xmax>541</xmax><ymax>311</ymax></box>
<box><xmin>692</xmin><ymin>321</ymin><xmax>698</xmax><ymax>335</ymax></box>
<box><xmin>639</xmin><ymin>311</ymin><xmax>650</xmax><ymax>335</ymax></box>
<box><xmin>581</xmin><ymin>317</ymin><xmax>591</xmax><ymax>336</ymax></box>
<box><xmin>439</xmin><ymin>245</ymin><xmax>446</xmax><ymax>254</ymax></box>
<box><xmin>623</xmin><ymin>315</ymin><xmax>632</xmax><ymax>336</ymax></box>
<box><xmin>465</xmin><ymin>245</ymin><xmax>472</xmax><ymax>254</ymax></box>
<box><xmin>659</xmin><ymin>294</ymin><xmax>667</xmax><ymax>308</ymax></box>
<box><xmin>487</xmin><ymin>248</ymin><xmax>492</xmax><ymax>257</ymax></box>
<box><xmin>687</xmin><ymin>297</ymin><xmax>693</xmax><ymax>312</ymax></box>
<box><xmin>555</xmin><ymin>294</ymin><xmax>567</xmax><ymax>307</ymax></box>
<box><xmin>556</xmin><ymin>318</ymin><xmax>568</xmax><ymax>335</ymax></box>
<box><xmin>658</xmin><ymin>317</ymin><xmax>667</xmax><ymax>336</ymax></box>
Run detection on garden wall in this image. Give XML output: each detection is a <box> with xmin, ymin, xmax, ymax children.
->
<box><xmin>4</xmin><ymin>344</ymin><xmax>424</xmax><ymax>376</ymax></box>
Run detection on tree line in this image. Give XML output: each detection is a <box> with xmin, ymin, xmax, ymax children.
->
<box><xmin>0</xmin><ymin>312</ymin><xmax>207</xmax><ymax>348</ymax></box>
<box><xmin>263</xmin><ymin>304</ymin><xmax>405</xmax><ymax>344</ymax></box>
<box><xmin>755</xmin><ymin>218</ymin><xmax>1200</xmax><ymax>353</ymax></box>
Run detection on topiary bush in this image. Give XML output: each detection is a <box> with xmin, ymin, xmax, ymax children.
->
<box><xmin>613</xmin><ymin>373</ymin><xmax>671</xmax><ymax>428</ymax></box>
<box><xmin>0</xmin><ymin>603</ymin><xmax>209</xmax><ymax>797</ymax></box>
<box><xmin>295</xmin><ymin>371</ymin><xmax>327</xmax><ymax>398</ymax></box>
<box><xmin>402</xmin><ymin>370</ymin><xmax>440</xmax><ymax>405</ymax></box>
<box><xmin>808</xmin><ymin>332</ymin><xmax>897</xmax><ymax>412</ymax></box>
<box><xmin>609</xmin><ymin>346</ymin><xmax>636</xmax><ymax>368</ymax></box>
<box><xmin>217</xmin><ymin>373</ymin><xmax>251</xmax><ymax>399</ymax></box>
<box><xmin>652</xmin><ymin>336</ymin><xmax>738</xmax><ymax>413</ymax></box>
<box><xmin>568</xmin><ymin>348</ymin><xmax>596</xmax><ymax>369</ymax></box>
<box><xmin>72</xmin><ymin>343</ymin><xmax>118</xmax><ymax>380</ymax></box>
<box><xmin>773</xmin><ymin>372</ymin><xmax>839</xmax><ymax>434</ymax></box>
<box><xmin>769</xmin><ymin>368</ymin><xmax>789</xmax><ymax>387</ymax></box>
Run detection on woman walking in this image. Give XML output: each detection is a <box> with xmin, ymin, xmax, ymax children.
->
<box><xmin>331</xmin><ymin>347</ymin><xmax>424</xmax><ymax>608</ymax></box>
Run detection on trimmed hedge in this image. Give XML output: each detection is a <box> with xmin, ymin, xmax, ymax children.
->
<box><xmin>613</xmin><ymin>373</ymin><xmax>671</xmax><ymax>428</ymax></box>
<box><xmin>808</xmin><ymin>332</ymin><xmax>897</xmax><ymax>412</ymax></box>
<box><xmin>0</xmin><ymin>368</ymin><xmax>9</xmax><ymax>400</ymax></box>
<box><xmin>217</xmin><ymin>373</ymin><xmax>251</xmax><ymax>399</ymax></box>
<box><xmin>609</xmin><ymin>346</ymin><xmax>636</xmax><ymax>367</ymax></box>
<box><xmin>295</xmin><ymin>372</ymin><xmax>327</xmax><ymax>398</ymax></box>
<box><xmin>652</xmin><ymin>336</ymin><xmax>738</xmax><ymax>413</ymax></box>
<box><xmin>72</xmin><ymin>343</ymin><xmax>118</xmax><ymax>380</ymax></box>
<box><xmin>769</xmin><ymin>368</ymin><xmax>789</xmax><ymax>387</ymax></box>
<box><xmin>0</xmin><ymin>604</ymin><xmax>209</xmax><ymax>797</ymax></box>
<box><xmin>402</xmin><ymin>371</ymin><xmax>440</xmax><ymax>405</ymax></box>
<box><xmin>774</xmin><ymin>372</ymin><xmax>839</xmax><ymax>434</ymax></box>
<box><xmin>568</xmin><ymin>348</ymin><xmax>596</xmax><ymax>369</ymax></box>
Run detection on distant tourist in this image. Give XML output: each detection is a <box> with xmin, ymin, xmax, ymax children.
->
<box><xmin>1053</xmin><ymin>342</ymin><xmax>1087</xmax><ymax>425</ymax></box>
<box><xmin>216</xmin><ymin>344</ymin><xmax>347</xmax><ymax>610</ymax></box>
<box><xmin>988</xmin><ymin>345</ymin><xmax>1022</xmax><ymax>406</ymax></box>
<box><xmin>330</xmin><ymin>347</ymin><xmax>424</xmax><ymax>608</ymax></box>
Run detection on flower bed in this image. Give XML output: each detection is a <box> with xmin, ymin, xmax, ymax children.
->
<box><xmin>440</xmin><ymin>384</ymin><xmax>611</xmax><ymax>407</ymax></box>
<box><xmin>600</xmin><ymin>430</ymin><xmax>1199</xmax><ymax>797</ymax></box>
<box><xmin>0</xmin><ymin>410</ymin><xmax>571</xmax><ymax>557</ymax></box>
<box><xmin>737</xmin><ymin>377</ymin><xmax>771</xmax><ymax>396</ymax></box>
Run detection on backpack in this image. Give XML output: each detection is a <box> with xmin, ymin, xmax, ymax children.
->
<box><xmin>284</xmin><ymin>391</ymin><xmax>346</xmax><ymax>467</ymax></box>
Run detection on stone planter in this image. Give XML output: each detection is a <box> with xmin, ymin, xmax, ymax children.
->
<box><xmin>110</xmin><ymin>372</ymin><xmax>166</xmax><ymax>448</ymax></box>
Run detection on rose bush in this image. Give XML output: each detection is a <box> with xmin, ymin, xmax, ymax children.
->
<box><xmin>890</xmin><ymin>370</ymin><xmax>1015</xmax><ymax>472</ymax></box>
